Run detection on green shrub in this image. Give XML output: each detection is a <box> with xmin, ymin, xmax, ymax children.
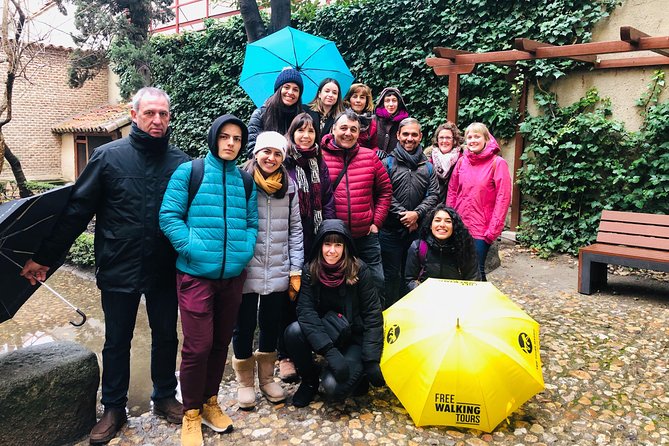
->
<box><xmin>67</xmin><ymin>233</ymin><xmax>95</xmax><ymax>267</ymax></box>
<box><xmin>25</xmin><ymin>181</ymin><xmax>60</xmax><ymax>194</ymax></box>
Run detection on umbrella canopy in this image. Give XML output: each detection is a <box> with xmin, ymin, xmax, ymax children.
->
<box><xmin>0</xmin><ymin>185</ymin><xmax>85</xmax><ymax>326</ymax></box>
<box><xmin>381</xmin><ymin>279</ymin><xmax>544</xmax><ymax>431</ymax></box>
<box><xmin>239</xmin><ymin>27</ymin><xmax>354</xmax><ymax>107</ymax></box>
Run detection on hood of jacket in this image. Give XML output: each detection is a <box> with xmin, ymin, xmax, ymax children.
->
<box><xmin>309</xmin><ymin>218</ymin><xmax>356</xmax><ymax>262</ymax></box>
<box><xmin>465</xmin><ymin>133</ymin><xmax>500</xmax><ymax>164</ymax></box>
<box><xmin>207</xmin><ymin>114</ymin><xmax>249</xmax><ymax>161</ymax></box>
<box><xmin>374</xmin><ymin>87</ymin><xmax>408</xmax><ymax>118</ymax></box>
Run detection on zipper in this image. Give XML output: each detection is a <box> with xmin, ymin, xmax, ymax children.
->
<box><xmin>219</xmin><ymin>167</ymin><xmax>228</xmax><ymax>280</ymax></box>
<box><xmin>264</xmin><ymin>193</ymin><xmax>271</xmax><ymax>295</ymax></box>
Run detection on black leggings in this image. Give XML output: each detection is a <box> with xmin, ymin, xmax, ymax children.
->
<box><xmin>232</xmin><ymin>292</ymin><xmax>285</xmax><ymax>359</ymax></box>
<box><xmin>284</xmin><ymin>321</ymin><xmax>364</xmax><ymax>401</ymax></box>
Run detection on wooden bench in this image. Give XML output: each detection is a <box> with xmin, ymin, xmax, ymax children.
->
<box><xmin>578</xmin><ymin>210</ymin><xmax>669</xmax><ymax>294</ymax></box>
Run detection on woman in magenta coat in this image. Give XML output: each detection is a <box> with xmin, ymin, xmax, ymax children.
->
<box><xmin>446</xmin><ymin>122</ymin><xmax>511</xmax><ymax>281</ymax></box>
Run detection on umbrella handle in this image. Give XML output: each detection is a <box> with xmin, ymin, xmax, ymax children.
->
<box><xmin>70</xmin><ymin>309</ymin><xmax>87</xmax><ymax>327</ymax></box>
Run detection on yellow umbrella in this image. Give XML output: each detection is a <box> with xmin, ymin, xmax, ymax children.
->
<box><xmin>381</xmin><ymin>279</ymin><xmax>544</xmax><ymax>431</ymax></box>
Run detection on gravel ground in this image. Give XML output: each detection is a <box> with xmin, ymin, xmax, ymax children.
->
<box><xmin>71</xmin><ymin>243</ymin><xmax>669</xmax><ymax>446</ymax></box>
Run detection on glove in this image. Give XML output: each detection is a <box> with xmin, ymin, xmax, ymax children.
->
<box><xmin>364</xmin><ymin>361</ymin><xmax>385</xmax><ymax>387</ymax></box>
<box><xmin>288</xmin><ymin>275</ymin><xmax>301</xmax><ymax>301</ymax></box>
<box><xmin>324</xmin><ymin>347</ymin><xmax>349</xmax><ymax>382</ymax></box>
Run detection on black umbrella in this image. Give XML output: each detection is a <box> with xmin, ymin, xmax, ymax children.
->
<box><xmin>0</xmin><ymin>185</ymin><xmax>86</xmax><ymax>326</ymax></box>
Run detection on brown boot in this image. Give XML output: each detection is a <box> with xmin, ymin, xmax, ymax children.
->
<box><xmin>181</xmin><ymin>409</ymin><xmax>203</xmax><ymax>446</ymax></box>
<box><xmin>278</xmin><ymin>358</ymin><xmax>299</xmax><ymax>383</ymax></box>
<box><xmin>153</xmin><ymin>396</ymin><xmax>183</xmax><ymax>424</ymax></box>
<box><xmin>255</xmin><ymin>350</ymin><xmax>286</xmax><ymax>403</ymax></box>
<box><xmin>89</xmin><ymin>407</ymin><xmax>127</xmax><ymax>444</ymax></box>
<box><xmin>232</xmin><ymin>355</ymin><xmax>256</xmax><ymax>410</ymax></box>
<box><xmin>201</xmin><ymin>395</ymin><xmax>233</xmax><ymax>433</ymax></box>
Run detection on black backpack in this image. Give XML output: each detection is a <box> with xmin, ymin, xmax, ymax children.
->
<box><xmin>186</xmin><ymin>158</ymin><xmax>253</xmax><ymax>210</ymax></box>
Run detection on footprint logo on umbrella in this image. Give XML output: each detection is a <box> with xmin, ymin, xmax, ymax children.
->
<box><xmin>518</xmin><ymin>332</ymin><xmax>533</xmax><ymax>354</ymax></box>
<box><xmin>386</xmin><ymin>324</ymin><xmax>400</xmax><ymax>344</ymax></box>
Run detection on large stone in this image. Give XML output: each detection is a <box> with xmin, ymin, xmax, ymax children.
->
<box><xmin>485</xmin><ymin>241</ymin><xmax>501</xmax><ymax>273</ymax></box>
<box><xmin>0</xmin><ymin>341</ymin><xmax>99</xmax><ymax>446</ymax></box>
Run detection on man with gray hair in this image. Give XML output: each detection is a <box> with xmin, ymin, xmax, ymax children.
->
<box><xmin>21</xmin><ymin>87</ymin><xmax>189</xmax><ymax>444</ymax></box>
<box><xmin>380</xmin><ymin>117</ymin><xmax>439</xmax><ymax>308</ymax></box>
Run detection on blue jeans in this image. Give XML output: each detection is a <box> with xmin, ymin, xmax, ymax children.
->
<box><xmin>100</xmin><ymin>288</ymin><xmax>178</xmax><ymax>409</ymax></box>
<box><xmin>353</xmin><ymin>232</ymin><xmax>385</xmax><ymax>304</ymax></box>
<box><xmin>473</xmin><ymin>238</ymin><xmax>491</xmax><ymax>281</ymax></box>
<box><xmin>379</xmin><ymin>229</ymin><xmax>416</xmax><ymax>309</ymax></box>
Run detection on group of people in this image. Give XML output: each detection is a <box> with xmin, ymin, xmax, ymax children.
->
<box><xmin>19</xmin><ymin>66</ymin><xmax>511</xmax><ymax>446</ymax></box>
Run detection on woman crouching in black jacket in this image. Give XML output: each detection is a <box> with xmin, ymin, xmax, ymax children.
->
<box><xmin>284</xmin><ymin>219</ymin><xmax>384</xmax><ymax>407</ymax></box>
<box><xmin>405</xmin><ymin>204</ymin><xmax>480</xmax><ymax>291</ymax></box>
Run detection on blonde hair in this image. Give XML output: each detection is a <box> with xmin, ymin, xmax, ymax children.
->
<box><xmin>343</xmin><ymin>83</ymin><xmax>374</xmax><ymax>113</ymax></box>
<box><xmin>464</xmin><ymin>122</ymin><xmax>490</xmax><ymax>143</ymax></box>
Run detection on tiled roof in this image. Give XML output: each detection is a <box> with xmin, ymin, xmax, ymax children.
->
<box><xmin>52</xmin><ymin>103</ymin><xmax>132</xmax><ymax>134</ymax></box>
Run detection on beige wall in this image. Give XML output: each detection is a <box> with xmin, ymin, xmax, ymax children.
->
<box><xmin>0</xmin><ymin>46</ymin><xmax>109</xmax><ymax>181</ymax></box>
<box><xmin>527</xmin><ymin>0</ymin><xmax>669</xmax><ymax>130</ymax></box>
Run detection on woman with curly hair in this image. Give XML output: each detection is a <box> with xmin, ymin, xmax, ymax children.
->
<box><xmin>424</xmin><ymin>122</ymin><xmax>463</xmax><ymax>202</ymax></box>
<box><xmin>404</xmin><ymin>204</ymin><xmax>479</xmax><ymax>291</ymax></box>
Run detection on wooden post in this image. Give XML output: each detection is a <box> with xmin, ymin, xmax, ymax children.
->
<box><xmin>447</xmin><ymin>74</ymin><xmax>460</xmax><ymax>124</ymax></box>
<box><xmin>510</xmin><ymin>75</ymin><xmax>528</xmax><ymax>231</ymax></box>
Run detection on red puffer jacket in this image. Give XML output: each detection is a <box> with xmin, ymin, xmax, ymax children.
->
<box><xmin>321</xmin><ymin>134</ymin><xmax>392</xmax><ymax>238</ymax></box>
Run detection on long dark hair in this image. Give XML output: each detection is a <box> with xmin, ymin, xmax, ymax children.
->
<box><xmin>419</xmin><ymin>205</ymin><xmax>476</xmax><ymax>273</ymax></box>
<box><xmin>309</xmin><ymin>233</ymin><xmax>359</xmax><ymax>285</ymax></box>
<box><xmin>285</xmin><ymin>112</ymin><xmax>320</xmax><ymax>148</ymax></box>
<box><xmin>263</xmin><ymin>86</ymin><xmax>303</xmax><ymax>134</ymax></box>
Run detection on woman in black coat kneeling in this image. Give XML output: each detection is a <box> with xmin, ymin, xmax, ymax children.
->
<box><xmin>285</xmin><ymin>219</ymin><xmax>384</xmax><ymax>407</ymax></box>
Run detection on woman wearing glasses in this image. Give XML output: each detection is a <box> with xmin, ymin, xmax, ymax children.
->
<box><xmin>425</xmin><ymin>122</ymin><xmax>463</xmax><ymax>202</ymax></box>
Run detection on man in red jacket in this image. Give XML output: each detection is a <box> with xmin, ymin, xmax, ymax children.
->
<box><xmin>321</xmin><ymin>110</ymin><xmax>392</xmax><ymax>304</ymax></box>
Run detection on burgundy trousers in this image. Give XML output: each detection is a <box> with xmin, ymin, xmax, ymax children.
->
<box><xmin>177</xmin><ymin>271</ymin><xmax>246</xmax><ymax>410</ymax></box>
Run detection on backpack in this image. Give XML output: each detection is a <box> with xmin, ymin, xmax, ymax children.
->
<box><xmin>187</xmin><ymin>158</ymin><xmax>253</xmax><ymax>210</ymax></box>
<box><xmin>416</xmin><ymin>239</ymin><xmax>429</xmax><ymax>282</ymax></box>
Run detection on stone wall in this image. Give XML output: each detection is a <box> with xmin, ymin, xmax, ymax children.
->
<box><xmin>0</xmin><ymin>45</ymin><xmax>109</xmax><ymax>181</ymax></box>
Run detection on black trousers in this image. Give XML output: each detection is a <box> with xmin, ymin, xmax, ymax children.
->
<box><xmin>284</xmin><ymin>321</ymin><xmax>364</xmax><ymax>401</ymax></box>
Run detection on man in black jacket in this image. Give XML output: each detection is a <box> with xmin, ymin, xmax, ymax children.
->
<box><xmin>379</xmin><ymin>118</ymin><xmax>439</xmax><ymax>309</ymax></box>
<box><xmin>21</xmin><ymin>87</ymin><xmax>189</xmax><ymax>444</ymax></box>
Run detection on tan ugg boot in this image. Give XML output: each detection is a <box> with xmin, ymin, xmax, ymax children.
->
<box><xmin>254</xmin><ymin>350</ymin><xmax>286</xmax><ymax>403</ymax></box>
<box><xmin>232</xmin><ymin>356</ymin><xmax>256</xmax><ymax>409</ymax></box>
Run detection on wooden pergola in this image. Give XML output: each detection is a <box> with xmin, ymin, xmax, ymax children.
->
<box><xmin>426</xmin><ymin>26</ymin><xmax>669</xmax><ymax>230</ymax></box>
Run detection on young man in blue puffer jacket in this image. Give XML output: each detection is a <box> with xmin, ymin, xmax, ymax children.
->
<box><xmin>160</xmin><ymin>114</ymin><xmax>258</xmax><ymax>446</ymax></box>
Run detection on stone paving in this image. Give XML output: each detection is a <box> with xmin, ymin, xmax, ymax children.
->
<box><xmin>71</xmin><ymin>243</ymin><xmax>668</xmax><ymax>446</ymax></box>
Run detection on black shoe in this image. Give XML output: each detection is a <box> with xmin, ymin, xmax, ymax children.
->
<box><xmin>89</xmin><ymin>407</ymin><xmax>127</xmax><ymax>444</ymax></box>
<box><xmin>153</xmin><ymin>396</ymin><xmax>183</xmax><ymax>424</ymax></box>
<box><xmin>352</xmin><ymin>378</ymin><xmax>370</xmax><ymax>397</ymax></box>
<box><xmin>292</xmin><ymin>377</ymin><xmax>318</xmax><ymax>407</ymax></box>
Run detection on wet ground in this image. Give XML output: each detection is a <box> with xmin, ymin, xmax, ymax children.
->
<box><xmin>2</xmin><ymin>242</ymin><xmax>668</xmax><ymax>445</ymax></box>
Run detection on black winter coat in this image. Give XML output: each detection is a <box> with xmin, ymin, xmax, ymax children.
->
<box><xmin>404</xmin><ymin>234</ymin><xmax>480</xmax><ymax>291</ymax></box>
<box><xmin>296</xmin><ymin>220</ymin><xmax>383</xmax><ymax>363</ymax></box>
<box><xmin>246</xmin><ymin>104</ymin><xmax>305</xmax><ymax>158</ymax></box>
<box><xmin>34</xmin><ymin>124</ymin><xmax>190</xmax><ymax>293</ymax></box>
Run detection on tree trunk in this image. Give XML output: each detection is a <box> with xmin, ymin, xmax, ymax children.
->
<box><xmin>3</xmin><ymin>142</ymin><xmax>32</xmax><ymax>198</ymax></box>
<box><xmin>269</xmin><ymin>0</ymin><xmax>291</xmax><ymax>34</ymax></box>
<box><xmin>239</xmin><ymin>0</ymin><xmax>266</xmax><ymax>43</ymax></box>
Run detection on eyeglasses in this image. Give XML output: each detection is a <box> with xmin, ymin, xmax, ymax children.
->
<box><xmin>438</xmin><ymin>136</ymin><xmax>454</xmax><ymax>141</ymax></box>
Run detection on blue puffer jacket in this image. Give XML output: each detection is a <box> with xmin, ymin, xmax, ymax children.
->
<box><xmin>160</xmin><ymin>115</ymin><xmax>258</xmax><ymax>279</ymax></box>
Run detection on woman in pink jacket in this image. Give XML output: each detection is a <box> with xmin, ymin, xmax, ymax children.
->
<box><xmin>446</xmin><ymin>122</ymin><xmax>511</xmax><ymax>281</ymax></box>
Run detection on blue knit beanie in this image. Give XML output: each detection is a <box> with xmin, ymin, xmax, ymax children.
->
<box><xmin>274</xmin><ymin>68</ymin><xmax>303</xmax><ymax>93</ymax></box>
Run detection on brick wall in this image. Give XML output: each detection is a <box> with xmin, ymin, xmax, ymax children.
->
<box><xmin>0</xmin><ymin>45</ymin><xmax>108</xmax><ymax>181</ymax></box>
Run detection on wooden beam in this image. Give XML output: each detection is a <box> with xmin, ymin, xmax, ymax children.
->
<box><xmin>433</xmin><ymin>64</ymin><xmax>476</xmax><ymax>75</ymax></box>
<box><xmin>426</xmin><ymin>57</ymin><xmax>454</xmax><ymax>67</ymax></box>
<box><xmin>514</xmin><ymin>38</ymin><xmax>597</xmax><ymax>64</ymax></box>
<box><xmin>534</xmin><ymin>37</ymin><xmax>669</xmax><ymax>58</ymax></box>
<box><xmin>455</xmin><ymin>50</ymin><xmax>533</xmax><ymax>64</ymax></box>
<box><xmin>433</xmin><ymin>47</ymin><xmax>472</xmax><ymax>59</ymax></box>
<box><xmin>620</xmin><ymin>26</ymin><xmax>669</xmax><ymax>57</ymax></box>
<box><xmin>447</xmin><ymin>75</ymin><xmax>460</xmax><ymax>124</ymax></box>
<box><xmin>596</xmin><ymin>55</ymin><xmax>669</xmax><ymax>69</ymax></box>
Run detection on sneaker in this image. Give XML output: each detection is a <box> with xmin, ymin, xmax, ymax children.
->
<box><xmin>201</xmin><ymin>396</ymin><xmax>233</xmax><ymax>433</ymax></box>
<box><xmin>181</xmin><ymin>409</ymin><xmax>203</xmax><ymax>446</ymax></box>
<box><xmin>278</xmin><ymin>358</ymin><xmax>299</xmax><ymax>383</ymax></box>
<box><xmin>153</xmin><ymin>396</ymin><xmax>183</xmax><ymax>424</ymax></box>
<box><xmin>89</xmin><ymin>407</ymin><xmax>127</xmax><ymax>444</ymax></box>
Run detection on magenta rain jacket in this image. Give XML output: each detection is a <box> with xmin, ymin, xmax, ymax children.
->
<box><xmin>446</xmin><ymin>135</ymin><xmax>512</xmax><ymax>244</ymax></box>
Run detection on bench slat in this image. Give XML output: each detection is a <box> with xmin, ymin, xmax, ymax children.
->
<box><xmin>598</xmin><ymin>221</ymin><xmax>669</xmax><ymax>238</ymax></box>
<box><xmin>580</xmin><ymin>243</ymin><xmax>669</xmax><ymax>263</ymax></box>
<box><xmin>601</xmin><ymin>210</ymin><xmax>669</xmax><ymax>226</ymax></box>
<box><xmin>596</xmin><ymin>232</ymin><xmax>669</xmax><ymax>251</ymax></box>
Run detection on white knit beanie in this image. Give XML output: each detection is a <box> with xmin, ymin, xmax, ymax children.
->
<box><xmin>254</xmin><ymin>131</ymin><xmax>287</xmax><ymax>159</ymax></box>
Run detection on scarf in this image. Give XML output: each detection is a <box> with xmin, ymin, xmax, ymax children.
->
<box><xmin>289</xmin><ymin>143</ymin><xmax>324</xmax><ymax>233</ymax></box>
<box><xmin>393</xmin><ymin>143</ymin><xmax>426</xmax><ymax>171</ymax></box>
<box><xmin>375</xmin><ymin>107</ymin><xmax>409</xmax><ymax>122</ymax></box>
<box><xmin>318</xmin><ymin>258</ymin><xmax>345</xmax><ymax>288</ymax></box>
<box><xmin>253</xmin><ymin>166</ymin><xmax>283</xmax><ymax>195</ymax></box>
<box><xmin>431</xmin><ymin>146</ymin><xmax>462</xmax><ymax>180</ymax></box>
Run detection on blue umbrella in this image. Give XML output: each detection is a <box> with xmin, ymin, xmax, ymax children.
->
<box><xmin>239</xmin><ymin>27</ymin><xmax>354</xmax><ymax>107</ymax></box>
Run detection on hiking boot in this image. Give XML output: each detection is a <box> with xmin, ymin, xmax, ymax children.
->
<box><xmin>278</xmin><ymin>358</ymin><xmax>299</xmax><ymax>383</ymax></box>
<box><xmin>153</xmin><ymin>396</ymin><xmax>183</xmax><ymax>424</ymax></box>
<box><xmin>89</xmin><ymin>406</ymin><xmax>127</xmax><ymax>444</ymax></box>
<box><xmin>292</xmin><ymin>376</ymin><xmax>319</xmax><ymax>408</ymax></box>
<box><xmin>181</xmin><ymin>409</ymin><xmax>203</xmax><ymax>446</ymax></box>
<box><xmin>201</xmin><ymin>395</ymin><xmax>233</xmax><ymax>433</ymax></box>
<box><xmin>232</xmin><ymin>355</ymin><xmax>257</xmax><ymax>410</ymax></box>
<box><xmin>255</xmin><ymin>350</ymin><xmax>286</xmax><ymax>403</ymax></box>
